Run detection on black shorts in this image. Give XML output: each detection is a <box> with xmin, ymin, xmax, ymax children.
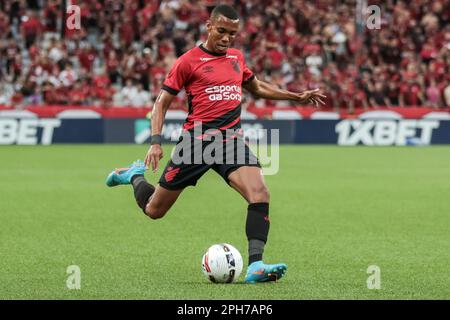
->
<box><xmin>159</xmin><ymin>132</ymin><xmax>261</xmax><ymax>190</ymax></box>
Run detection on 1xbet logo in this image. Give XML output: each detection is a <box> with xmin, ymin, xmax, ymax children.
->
<box><xmin>336</xmin><ymin>120</ymin><xmax>439</xmax><ymax>146</ymax></box>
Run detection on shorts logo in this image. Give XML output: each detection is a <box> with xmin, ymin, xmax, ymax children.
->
<box><xmin>165</xmin><ymin>166</ymin><xmax>180</xmax><ymax>182</ymax></box>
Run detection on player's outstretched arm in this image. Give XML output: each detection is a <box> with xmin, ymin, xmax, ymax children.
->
<box><xmin>243</xmin><ymin>77</ymin><xmax>327</xmax><ymax>107</ymax></box>
<box><xmin>145</xmin><ymin>90</ymin><xmax>175</xmax><ymax>172</ymax></box>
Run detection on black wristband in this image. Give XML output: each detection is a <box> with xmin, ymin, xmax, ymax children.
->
<box><xmin>151</xmin><ymin>134</ymin><xmax>162</xmax><ymax>145</ymax></box>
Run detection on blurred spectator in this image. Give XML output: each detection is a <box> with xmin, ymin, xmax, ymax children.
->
<box><xmin>0</xmin><ymin>81</ymin><xmax>14</xmax><ymax>105</ymax></box>
<box><xmin>120</xmin><ymin>79</ymin><xmax>139</xmax><ymax>106</ymax></box>
<box><xmin>68</xmin><ymin>80</ymin><xmax>89</xmax><ymax>106</ymax></box>
<box><xmin>444</xmin><ymin>80</ymin><xmax>450</xmax><ymax>107</ymax></box>
<box><xmin>59</xmin><ymin>62</ymin><xmax>78</xmax><ymax>87</ymax></box>
<box><xmin>131</xmin><ymin>83</ymin><xmax>152</xmax><ymax>107</ymax></box>
<box><xmin>385</xmin><ymin>82</ymin><xmax>400</xmax><ymax>106</ymax></box>
<box><xmin>21</xmin><ymin>10</ymin><xmax>43</xmax><ymax>49</ymax></box>
<box><xmin>400</xmin><ymin>79</ymin><xmax>425</xmax><ymax>107</ymax></box>
<box><xmin>305</xmin><ymin>45</ymin><xmax>323</xmax><ymax>77</ymax></box>
<box><xmin>368</xmin><ymin>82</ymin><xmax>389</xmax><ymax>107</ymax></box>
<box><xmin>426</xmin><ymin>78</ymin><xmax>442</xmax><ymax>108</ymax></box>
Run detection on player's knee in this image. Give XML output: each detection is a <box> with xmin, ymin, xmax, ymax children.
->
<box><xmin>248</xmin><ymin>185</ymin><xmax>270</xmax><ymax>203</ymax></box>
<box><xmin>145</xmin><ymin>203</ymin><xmax>167</xmax><ymax>220</ymax></box>
<box><xmin>146</xmin><ymin>209</ymin><xmax>165</xmax><ymax>220</ymax></box>
<box><xmin>148</xmin><ymin>213</ymin><xmax>164</xmax><ymax>220</ymax></box>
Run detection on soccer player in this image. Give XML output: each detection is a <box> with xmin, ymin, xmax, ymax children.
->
<box><xmin>106</xmin><ymin>5</ymin><xmax>326</xmax><ymax>283</ymax></box>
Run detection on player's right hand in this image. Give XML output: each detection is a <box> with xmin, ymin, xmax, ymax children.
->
<box><xmin>145</xmin><ymin>144</ymin><xmax>163</xmax><ymax>173</ymax></box>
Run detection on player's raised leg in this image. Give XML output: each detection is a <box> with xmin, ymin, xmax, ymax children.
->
<box><xmin>106</xmin><ymin>160</ymin><xmax>183</xmax><ymax>219</ymax></box>
<box><xmin>143</xmin><ymin>184</ymin><xmax>183</xmax><ymax>219</ymax></box>
<box><xmin>227</xmin><ymin>166</ymin><xmax>287</xmax><ymax>283</ymax></box>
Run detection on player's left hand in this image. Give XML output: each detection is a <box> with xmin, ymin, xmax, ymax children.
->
<box><xmin>145</xmin><ymin>144</ymin><xmax>163</xmax><ymax>173</ymax></box>
<box><xmin>296</xmin><ymin>88</ymin><xmax>327</xmax><ymax>107</ymax></box>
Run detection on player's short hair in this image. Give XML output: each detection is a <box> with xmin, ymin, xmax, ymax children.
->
<box><xmin>211</xmin><ymin>4</ymin><xmax>239</xmax><ymax>21</ymax></box>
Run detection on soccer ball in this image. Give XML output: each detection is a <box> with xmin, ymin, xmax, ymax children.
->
<box><xmin>201</xmin><ymin>243</ymin><xmax>243</xmax><ymax>283</ymax></box>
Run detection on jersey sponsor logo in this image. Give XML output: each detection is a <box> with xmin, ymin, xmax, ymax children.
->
<box><xmin>226</xmin><ymin>55</ymin><xmax>237</xmax><ymax>59</ymax></box>
<box><xmin>335</xmin><ymin>119</ymin><xmax>440</xmax><ymax>146</ymax></box>
<box><xmin>205</xmin><ymin>85</ymin><xmax>242</xmax><ymax>102</ymax></box>
<box><xmin>200</xmin><ymin>57</ymin><xmax>214</xmax><ymax>62</ymax></box>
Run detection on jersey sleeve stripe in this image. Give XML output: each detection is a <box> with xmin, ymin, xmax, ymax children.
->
<box><xmin>162</xmin><ymin>85</ymin><xmax>179</xmax><ymax>95</ymax></box>
<box><xmin>242</xmin><ymin>74</ymin><xmax>255</xmax><ymax>85</ymax></box>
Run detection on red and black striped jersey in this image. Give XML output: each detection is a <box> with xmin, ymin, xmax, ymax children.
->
<box><xmin>162</xmin><ymin>44</ymin><xmax>255</xmax><ymax>131</ymax></box>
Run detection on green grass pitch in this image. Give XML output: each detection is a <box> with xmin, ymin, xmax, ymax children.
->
<box><xmin>0</xmin><ymin>145</ymin><xmax>449</xmax><ymax>299</ymax></box>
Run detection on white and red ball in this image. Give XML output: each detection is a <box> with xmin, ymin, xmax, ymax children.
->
<box><xmin>201</xmin><ymin>243</ymin><xmax>243</xmax><ymax>283</ymax></box>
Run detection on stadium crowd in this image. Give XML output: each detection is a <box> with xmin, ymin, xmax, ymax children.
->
<box><xmin>1</xmin><ymin>0</ymin><xmax>450</xmax><ymax>112</ymax></box>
